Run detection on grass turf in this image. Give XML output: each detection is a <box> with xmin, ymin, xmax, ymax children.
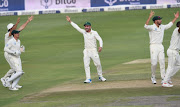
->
<box><xmin>0</xmin><ymin>8</ymin><xmax>180</xmax><ymax>107</ymax></box>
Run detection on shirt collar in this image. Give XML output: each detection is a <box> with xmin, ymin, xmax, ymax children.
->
<box><xmin>153</xmin><ymin>23</ymin><xmax>161</xmax><ymax>28</ymax></box>
<box><xmin>13</xmin><ymin>37</ymin><xmax>19</xmax><ymax>42</ymax></box>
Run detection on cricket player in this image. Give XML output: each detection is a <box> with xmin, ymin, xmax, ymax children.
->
<box><xmin>66</xmin><ymin>16</ymin><xmax>106</xmax><ymax>83</ymax></box>
<box><xmin>162</xmin><ymin>21</ymin><xmax>180</xmax><ymax>87</ymax></box>
<box><xmin>1</xmin><ymin>16</ymin><xmax>33</xmax><ymax>90</ymax></box>
<box><xmin>144</xmin><ymin>11</ymin><xmax>179</xmax><ymax>84</ymax></box>
<box><xmin>1</xmin><ymin>18</ymin><xmax>20</xmax><ymax>87</ymax></box>
<box><xmin>4</xmin><ymin>30</ymin><xmax>24</xmax><ymax>90</ymax></box>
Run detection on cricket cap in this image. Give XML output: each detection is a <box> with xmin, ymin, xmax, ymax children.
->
<box><xmin>84</xmin><ymin>22</ymin><xmax>91</xmax><ymax>26</ymax></box>
<box><xmin>152</xmin><ymin>16</ymin><xmax>162</xmax><ymax>21</ymax></box>
<box><xmin>7</xmin><ymin>23</ymin><xmax>14</xmax><ymax>30</ymax></box>
<box><xmin>11</xmin><ymin>30</ymin><xmax>20</xmax><ymax>35</ymax></box>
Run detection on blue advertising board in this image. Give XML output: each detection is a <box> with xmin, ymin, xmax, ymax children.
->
<box><xmin>91</xmin><ymin>0</ymin><xmax>156</xmax><ymax>7</ymax></box>
<box><xmin>0</xmin><ymin>0</ymin><xmax>24</xmax><ymax>11</ymax></box>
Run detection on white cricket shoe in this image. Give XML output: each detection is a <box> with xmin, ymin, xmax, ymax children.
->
<box><xmin>1</xmin><ymin>78</ymin><xmax>6</xmax><ymax>87</ymax></box>
<box><xmin>99</xmin><ymin>77</ymin><xmax>106</xmax><ymax>82</ymax></box>
<box><xmin>168</xmin><ymin>80</ymin><xmax>173</xmax><ymax>84</ymax></box>
<box><xmin>9</xmin><ymin>87</ymin><xmax>19</xmax><ymax>91</ymax></box>
<box><xmin>84</xmin><ymin>79</ymin><xmax>92</xmax><ymax>83</ymax></box>
<box><xmin>162</xmin><ymin>83</ymin><xmax>173</xmax><ymax>87</ymax></box>
<box><xmin>151</xmin><ymin>77</ymin><xmax>156</xmax><ymax>84</ymax></box>
<box><xmin>16</xmin><ymin>84</ymin><xmax>22</xmax><ymax>89</ymax></box>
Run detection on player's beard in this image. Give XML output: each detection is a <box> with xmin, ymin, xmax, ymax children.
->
<box><xmin>157</xmin><ymin>21</ymin><xmax>162</xmax><ymax>25</ymax></box>
<box><xmin>85</xmin><ymin>28</ymin><xmax>90</xmax><ymax>32</ymax></box>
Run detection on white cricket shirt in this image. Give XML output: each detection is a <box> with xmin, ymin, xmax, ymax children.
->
<box><xmin>144</xmin><ymin>22</ymin><xmax>173</xmax><ymax>44</ymax></box>
<box><xmin>71</xmin><ymin>22</ymin><xmax>103</xmax><ymax>49</ymax></box>
<box><xmin>4</xmin><ymin>37</ymin><xmax>21</xmax><ymax>56</ymax></box>
<box><xmin>169</xmin><ymin>27</ymin><xmax>180</xmax><ymax>50</ymax></box>
<box><xmin>5</xmin><ymin>32</ymin><xmax>13</xmax><ymax>45</ymax></box>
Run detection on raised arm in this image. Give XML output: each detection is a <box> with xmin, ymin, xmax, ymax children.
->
<box><xmin>66</xmin><ymin>16</ymin><xmax>84</xmax><ymax>34</ymax></box>
<box><xmin>144</xmin><ymin>10</ymin><xmax>154</xmax><ymax>31</ymax></box>
<box><xmin>172</xmin><ymin>11</ymin><xmax>179</xmax><ymax>23</ymax></box>
<box><xmin>164</xmin><ymin>22</ymin><xmax>173</xmax><ymax>30</ymax></box>
<box><xmin>163</xmin><ymin>12</ymin><xmax>179</xmax><ymax>30</ymax></box>
<box><xmin>18</xmin><ymin>16</ymin><xmax>34</xmax><ymax>31</ymax></box>
<box><xmin>95</xmin><ymin>32</ymin><xmax>103</xmax><ymax>52</ymax></box>
<box><xmin>9</xmin><ymin>17</ymin><xmax>20</xmax><ymax>36</ymax></box>
<box><xmin>145</xmin><ymin>10</ymin><xmax>155</xmax><ymax>25</ymax></box>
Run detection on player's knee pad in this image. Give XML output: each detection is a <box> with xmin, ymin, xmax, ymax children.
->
<box><xmin>93</xmin><ymin>61</ymin><xmax>101</xmax><ymax>67</ymax></box>
<box><xmin>84</xmin><ymin>62</ymin><xmax>90</xmax><ymax>68</ymax></box>
<box><xmin>159</xmin><ymin>59</ymin><xmax>165</xmax><ymax>64</ymax></box>
<box><xmin>151</xmin><ymin>59</ymin><xmax>157</xmax><ymax>66</ymax></box>
<box><xmin>7</xmin><ymin>71</ymin><xmax>24</xmax><ymax>82</ymax></box>
<box><xmin>95</xmin><ymin>64</ymin><xmax>101</xmax><ymax>68</ymax></box>
<box><xmin>84</xmin><ymin>65</ymin><xmax>90</xmax><ymax>69</ymax></box>
<box><xmin>159</xmin><ymin>59</ymin><xmax>165</xmax><ymax>67</ymax></box>
<box><xmin>6</xmin><ymin>69</ymin><xmax>15</xmax><ymax>78</ymax></box>
<box><xmin>7</xmin><ymin>69</ymin><xmax>15</xmax><ymax>74</ymax></box>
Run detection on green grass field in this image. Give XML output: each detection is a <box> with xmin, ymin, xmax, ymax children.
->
<box><xmin>0</xmin><ymin>8</ymin><xmax>180</xmax><ymax>107</ymax></box>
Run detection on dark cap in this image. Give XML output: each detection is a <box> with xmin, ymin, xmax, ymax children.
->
<box><xmin>176</xmin><ymin>21</ymin><xmax>180</xmax><ymax>27</ymax></box>
<box><xmin>11</xmin><ymin>30</ymin><xmax>20</xmax><ymax>35</ymax></box>
<box><xmin>84</xmin><ymin>22</ymin><xmax>91</xmax><ymax>26</ymax></box>
<box><xmin>152</xmin><ymin>16</ymin><xmax>162</xmax><ymax>21</ymax></box>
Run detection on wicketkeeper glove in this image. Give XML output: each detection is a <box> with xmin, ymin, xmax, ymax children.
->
<box><xmin>20</xmin><ymin>45</ymin><xmax>25</xmax><ymax>52</ymax></box>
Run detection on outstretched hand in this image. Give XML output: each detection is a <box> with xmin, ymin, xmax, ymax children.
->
<box><xmin>66</xmin><ymin>16</ymin><xmax>71</xmax><ymax>22</ymax></box>
<box><xmin>28</xmin><ymin>16</ymin><xmax>34</xmax><ymax>22</ymax></box>
<box><xmin>172</xmin><ymin>11</ymin><xmax>179</xmax><ymax>23</ymax></box>
<box><xmin>149</xmin><ymin>10</ymin><xmax>155</xmax><ymax>18</ymax></box>
<box><xmin>18</xmin><ymin>16</ymin><xmax>34</xmax><ymax>31</ymax></box>
<box><xmin>16</xmin><ymin>17</ymin><xmax>20</xmax><ymax>24</ymax></box>
<box><xmin>174</xmin><ymin>11</ymin><xmax>179</xmax><ymax>19</ymax></box>
<box><xmin>146</xmin><ymin>10</ymin><xmax>155</xmax><ymax>25</ymax></box>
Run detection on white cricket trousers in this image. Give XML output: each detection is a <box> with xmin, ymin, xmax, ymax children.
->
<box><xmin>5</xmin><ymin>53</ymin><xmax>23</xmax><ymax>88</ymax></box>
<box><xmin>150</xmin><ymin>44</ymin><xmax>165</xmax><ymax>79</ymax></box>
<box><xmin>164</xmin><ymin>49</ymin><xmax>180</xmax><ymax>83</ymax></box>
<box><xmin>4</xmin><ymin>52</ymin><xmax>22</xmax><ymax>73</ymax></box>
<box><xmin>83</xmin><ymin>48</ymin><xmax>103</xmax><ymax>79</ymax></box>
<box><xmin>4</xmin><ymin>52</ymin><xmax>15</xmax><ymax>78</ymax></box>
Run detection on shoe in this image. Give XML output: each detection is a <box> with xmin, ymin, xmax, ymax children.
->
<box><xmin>1</xmin><ymin>78</ymin><xmax>6</xmax><ymax>87</ymax></box>
<box><xmin>99</xmin><ymin>77</ymin><xmax>106</xmax><ymax>82</ymax></box>
<box><xmin>162</xmin><ymin>83</ymin><xmax>173</xmax><ymax>87</ymax></box>
<box><xmin>16</xmin><ymin>84</ymin><xmax>22</xmax><ymax>89</ymax></box>
<box><xmin>84</xmin><ymin>79</ymin><xmax>92</xmax><ymax>83</ymax></box>
<box><xmin>151</xmin><ymin>77</ymin><xmax>156</xmax><ymax>84</ymax></box>
<box><xmin>9</xmin><ymin>87</ymin><xmax>19</xmax><ymax>91</ymax></box>
<box><xmin>168</xmin><ymin>80</ymin><xmax>173</xmax><ymax>84</ymax></box>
